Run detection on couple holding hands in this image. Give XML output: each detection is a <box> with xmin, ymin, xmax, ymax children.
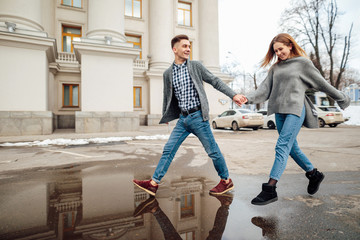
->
<box><xmin>134</xmin><ymin>33</ymin><xmax>350</xmax><ymax>206</ymax></box>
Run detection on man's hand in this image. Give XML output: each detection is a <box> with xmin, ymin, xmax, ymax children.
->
<box><xmin>233</xmin><ymin>94</ymin><xmax>248</xmax><ymax>107</ymax></box>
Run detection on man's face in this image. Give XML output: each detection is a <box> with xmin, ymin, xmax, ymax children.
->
<box><xmin>173</xmin><ymin>39</ymin><xmax>191</xmax><ymax>61</ymax></box>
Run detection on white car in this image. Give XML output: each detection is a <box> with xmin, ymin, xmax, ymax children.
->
<box><xmin>212</xmin><ymin>109</ymin><xmax>264</xmax><ymax>131</ymax></box>
<box><xmin>316</xmin><ymin>106</ymin><xmax>345</xmax><ymax>127</ymax></box>
<box><xmin>257</xmin><ymin>110</ymin><xmax>276</xmax><ymax>129</ymax></box>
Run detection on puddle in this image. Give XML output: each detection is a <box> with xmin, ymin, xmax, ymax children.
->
<box><xmin>0</xmin><ymin>164</ymin><xmax>359</xmax><ymax>239</ymax></box>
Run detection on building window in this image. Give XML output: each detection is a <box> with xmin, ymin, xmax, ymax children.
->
<box><xmin>180</xmin><ymin>231</ymin><xmax>195</xmax><ymax>240</ymax></box>
<box><xmin>62</xmin><ymin>0</ymin><xmax>82</xmax><ymax>8</ymax></box>
<box><xmin>62</xmin><ymin>25</ymin><xmax>81</xmax><ymax>53</ymax></box>
<box><xmin>134</xmin><ymin>86</ymin><xmax>142</xmax><ymax>108</ymax></box>
<box><xmin>178</xmin><ymin>1</ymin><xmax>192</xmax><ymax>27</ymax></box>
<box><xmin>180</xmin><ymin>194</ymin><xmax>194</xmax><ymax>218</ymax></box>
<box><xmin>63</xmin><ymin>212</ymin><xmax>77</xmax><ymax>232</ymax></box>
<box><xmin>63</xmin><ymin>84</ymin><xmax>79</xmax><ymax>107</ymax></box>
<box><xmin>125</xmin><ymin>0</ymin><xmax>142</xmax><ymax>18</ymax></box>
<box><xmin>126</xmin><ymin>34</ymin><xmax>142</xmax><ymax>59</ymax></box>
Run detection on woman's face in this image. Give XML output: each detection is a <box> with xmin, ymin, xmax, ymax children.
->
<box><xmin>273</xmin><ymin>42</ymin><xmax>292</xmax><ymax>61</ymax></box>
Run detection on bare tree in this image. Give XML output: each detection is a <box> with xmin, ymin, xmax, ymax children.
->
<box><xmin>280</xmin><ymin>0</ymin><xmax>353</xmax><ymax>94</ymax></box>
<box><xmin>248</xmin><ymin>72</ymin><xmax>261</xmax><ymax>110</ymax></box>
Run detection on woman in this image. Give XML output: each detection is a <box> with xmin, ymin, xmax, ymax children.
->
<box><xmin>243</xmin><ymin>33</ymin><xmax>350</xmax><ymax>205</ymax></box>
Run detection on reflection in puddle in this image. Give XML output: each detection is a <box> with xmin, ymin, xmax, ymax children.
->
<box><xmin>0</xmin><ymin>166</ymin><xmax>268</xmax><ymax>240</ymax></box>
<box><xmin>251</xmin><ymin>216</ymin><xmax>278</xmax><ymax>240</ymax></box>
<box><xmin>134</xmin><ymin>193</ymin><xmax>233</xmax><ymax>240</ymax></box>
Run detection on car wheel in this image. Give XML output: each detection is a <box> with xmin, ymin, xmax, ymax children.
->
<box><xmin>318</xmin><ymin>118</ymin><xmax>325</xmax><ymax>128</ymax></box>
<box><xmin>212</xmin><ymin>121</ymin><xmax>218</xmax><ymax>129</ymax></box>
<box><xmin>232</xmin><ymin>121</ymin><xmax>239</xmax><ymax>131</ymax></box>
<box><xmin>329</xmin><ymin>123</ymin><xmax>338</xmax><ymax>128</ymax></box>
<box><xmin>252</xmin><ymin>127</ymin><xmax>259</xmax><ymax>130</ymax></box>
<box><xmin>267</xmin><ymin>121</ymin><xmax>276</xmax><ymax>129</ymax></box>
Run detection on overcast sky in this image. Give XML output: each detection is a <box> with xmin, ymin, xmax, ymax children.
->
<box><xmin>218</xmin><ymin>0</ymin><xmax>360</xmax><ymax>72</ymax></box>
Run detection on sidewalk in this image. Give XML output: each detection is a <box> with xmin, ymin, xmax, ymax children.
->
<box><xmin>0</xmin><ymin>124</ymin><xmax>175</xmax><ymax>144</ymax></box>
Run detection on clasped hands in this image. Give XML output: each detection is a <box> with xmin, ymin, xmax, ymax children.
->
<box><xmin>233</xmin><ymin>94</ymin><xmax>248</xmax><ymax>107</ymax></box>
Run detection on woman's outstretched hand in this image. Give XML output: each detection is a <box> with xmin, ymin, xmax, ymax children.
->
<box><xmin>233</xmin><ymin>94</ymin><xmax>248</xmax><ymax>107</ymax></box>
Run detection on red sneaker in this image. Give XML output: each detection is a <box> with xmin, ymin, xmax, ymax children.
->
<box><xmin>209</xmin><ymin>178</ymin><xmax>234</xmax><ymax>195</ymax></box>
<box><xmin>133</xmin><ymin>179</ymin><xmax>158</xmax><ymax>196</ymax></box>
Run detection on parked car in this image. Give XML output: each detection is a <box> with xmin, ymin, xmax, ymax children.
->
<box><xmin>212</xmin><ymin>109</ymin><xmax>264</xmax><ymax>131</ymax></box>
<box><xmin>257</xmin><ymin>110</ymin><xmax>276</xmax><ymax>129</ymax></box>
<box><xmin>316</xmin><ymin>106</ymin><xmax>345</xmax><ymax>127</ymax></box>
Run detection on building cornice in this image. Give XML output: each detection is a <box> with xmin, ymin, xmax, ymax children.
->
<box><xmin>73</xmin><ymin>41</ymin><xmax>140</xmax><ymax>63</ymax></box>
<box><xmin>0</xmin><ymin>31</ymin><xmax>57</xmax><ymax>62</ymax></box>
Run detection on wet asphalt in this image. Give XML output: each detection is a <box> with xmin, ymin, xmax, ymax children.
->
<box><xmin>0</xmin><ymin>155</ymin><xmax>359</xmax><ymax>240</ymax></box>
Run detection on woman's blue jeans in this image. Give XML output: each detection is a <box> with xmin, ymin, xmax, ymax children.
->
<box><xmin>270</xmin><ymin>106</ymin><xmax>314</xmax><ymax>181</ymax></box>
<box><xmin>152</xmin><ymin>110</ymin><xmax>229</xmax><ymax>183</ymax></box>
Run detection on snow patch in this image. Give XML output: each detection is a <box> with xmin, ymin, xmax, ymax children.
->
<box><xmin>342</xmin><ymin>106</ymin><xmax>360</xmax><ymax>126</ymax></box>
<box><xmin>0</xmin><ymin>135</ymin><xmax>170</xmax><ymax>147</ymax></box>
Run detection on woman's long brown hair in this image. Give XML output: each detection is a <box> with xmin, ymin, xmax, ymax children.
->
<box><xmin>261</xmin><ymin>33</ymin><xmax>307</xmax><ymax>68</ymax></box>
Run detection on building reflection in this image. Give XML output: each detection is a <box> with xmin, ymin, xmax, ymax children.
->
<box><xmin>0</xmin><ymin>170</ymin><xmax>231</xmax><ymax>240</ymax></box>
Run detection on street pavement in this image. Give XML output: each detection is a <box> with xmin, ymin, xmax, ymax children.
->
<box><xmin>0</xmin><ymin>125</ymin><xmax>359</xmax><ymax>239</ymax></box>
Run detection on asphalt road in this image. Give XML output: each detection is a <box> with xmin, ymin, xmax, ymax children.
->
<box><xmin>0</xmin><ymin>125</ymin><xmax>359</xmax><ymax>239</ymax></box>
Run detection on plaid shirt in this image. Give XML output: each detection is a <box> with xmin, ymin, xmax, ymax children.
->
<box><xmin>172</xmin><ymin>61</ymin><xmax>201</xmax><ymax>111</ymax></box>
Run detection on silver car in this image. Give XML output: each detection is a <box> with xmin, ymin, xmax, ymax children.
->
<box><xmin>212</xmin><ymin>109</ymin><xmax>264</xmax><ymax>131</ymax></box>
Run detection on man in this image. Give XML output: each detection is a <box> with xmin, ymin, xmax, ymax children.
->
<box><xmin>133</xmin><ymin>34</ymin><xmax>245</xmax><ymax>196</ymax></box>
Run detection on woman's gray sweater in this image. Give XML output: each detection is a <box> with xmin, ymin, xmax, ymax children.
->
<box><xmin>246</xmin><ymin>56</ymin><xmax>350</xmax><ymax>128</ymax></box>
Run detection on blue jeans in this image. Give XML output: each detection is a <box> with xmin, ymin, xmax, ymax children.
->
<box><xmin>152</xmin><ymin>110</ymin><xmax>229</xmax><ymax>183</ymax></box>
<box><xmin>270</xmin><ymin>106</ymin><xmax>314</xmax><ymax>181</ymax></box>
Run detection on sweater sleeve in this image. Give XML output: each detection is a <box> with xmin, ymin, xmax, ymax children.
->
<box><xmin>300</xmin><ymin>59</ymin><xmax>350</xmax><ymax>110</ymax></box>
<box><xmin>246</xmin><ymin>68</ymin><xmax>273</xmax><ymax>104</ymax></box>
<box><xmin>196</xmin><ymin>62</ymin><xmax>237</xmax><ymax>99</ymax></box>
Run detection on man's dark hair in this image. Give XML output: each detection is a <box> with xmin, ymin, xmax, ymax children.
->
<box><xmin>171</xmin><ymin>34</ymin><xmax>189</xmax><ymax>48</ymax></box>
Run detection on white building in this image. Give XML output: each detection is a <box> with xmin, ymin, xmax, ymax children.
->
<box><xmin>344</xmin><ymin>83</ymin><xmax>360</xmax><ymax>105</ymax></box>
<box><xmin>0</xmin><ymin>0</ymin><xmax>233</xmax><ymax>136</ymax></box>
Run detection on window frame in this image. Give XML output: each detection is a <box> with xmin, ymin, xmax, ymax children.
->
<box><xmin>133</xmin><ymin>86</ymin><xmax>142</xmax><ymax>108</ymax></box>
<box><xmin>125</xmin><ymin>0</ymin><xmax>142</xmax><ymax>18</ymax></box>
<box><xmin>126</xmin><ymin>34</ymin><xmax>142</xmax><ymax>59</ymax></box>
<box><xmin>180</xmin><ymin>231</ymin><xmax>195</xmax><ymax>240</ymax></box>
<box><xmin>61</xmin><ymin>0</ymin><xmax>82</xmax><ymax>8</ymax></box>
<box><xmin>62</xmin><ymin>25</ymin><xmax>82</xmax><ymax>53</ymax></box>
<box><xmin>62</xmin><ymin>84</ymin><xmax>79</xmax><ymax>108</ymax></box>
<box><xmin>180</xmin><ymin>194</ymin><xmax>195</xmax><ymax>218</ymax></box>
<box><xmin>178</xmin><ymin>1</ymin><xmax>192</xmax><ymax>27</ymax></box>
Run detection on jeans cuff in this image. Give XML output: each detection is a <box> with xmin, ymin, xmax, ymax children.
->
<box><xmin>152</xmin><ymin>178</ymin><xmax>160</xmax><ymax>184</ymax></box>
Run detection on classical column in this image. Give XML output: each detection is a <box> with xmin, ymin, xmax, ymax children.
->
<box><xmin>198</xmin><ymin>0</ymin><xmax>235</xmax><ymax>117</ymax></box>
<box><xmin>73</xmin><ymin>0</ymin><xmax>140</xmax><ymax>133</ymax></box>
<box><xmin>148</xmin><ymin>0</ymin><xmax>174</xmax><ymax>70</ymax></box>
<box><xmin>145</xmin><ymin>0</ymin><xmax>174</xmax><ymax>125</ymax></box>
<box><xmin>198</xmin><ymin>0</ymin><xmax>220</xmax><ymax>72</ymax></box>
<box><xmin>86</xmin><ymin>0</ymin><xmax>126</xmax><ymax>42</ymax></box>
<box><xmin>0</xmin><ymin>0</ymin><xmax>56</xmax><ymax>136</ymax></box>
<box><xmin>0</xmin><ymin>0</ymin><xmax>44</xmax><ymax>33</ymax></box>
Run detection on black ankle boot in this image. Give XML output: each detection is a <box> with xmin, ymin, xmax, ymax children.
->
<box><xmin>305</xmin><ymin>168</ymin><xmax>324</xmax><ymax>195</ymax></box>
<box><xmin>251</xmin><ymin>183</ymin><xmax>278</xmax><ymax>205</ymax></box>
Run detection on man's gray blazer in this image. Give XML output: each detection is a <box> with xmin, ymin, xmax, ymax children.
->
<box><xmin>159</xmin><ymin>61</ymin><xmax>237</xmax><ymax>124</ymax></box>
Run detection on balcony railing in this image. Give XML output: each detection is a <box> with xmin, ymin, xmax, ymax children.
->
<box><xmin>57</xmin><ymin>52</ymin><xmax>78</xmax><ymax>63</ymax></box>
<box><xmin>133</xmin><ymin>59</ymin><xmax>148</xmax><ymax>70</ymax></box>
<box><xmin>56</xmin><ymin>53</ymin><xmax>148</xmax><ymax>70</ymax></box>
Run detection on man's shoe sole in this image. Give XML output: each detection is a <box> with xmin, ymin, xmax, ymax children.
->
<box><xmin>308</xmin><ymin>174</ymin><xmax>325</xmax><ymax>195</ymax></box>
<box><xmin>133</xmin><ymin>182</ymin><xmax>156</xmax><ymax>196</ymax></box>
<box><xmin>251</xmin><ymin>197</ymin><xmax>278</xmax><ymax>206</ymax></box>
<box><xmin>209</xmin><ymin>185</ymin><xmax>234</xmax><ymax>195</ymax></box>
